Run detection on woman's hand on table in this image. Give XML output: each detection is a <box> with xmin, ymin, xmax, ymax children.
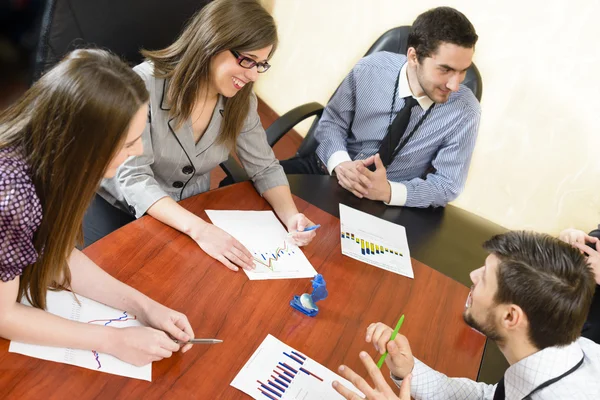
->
<box><xmin>192</xmin><ymin>222</ymin><xmax>255</xmax><ymax>271</ymax></box>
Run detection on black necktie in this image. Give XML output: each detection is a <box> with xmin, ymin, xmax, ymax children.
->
<box><xmin>378</xmin><ymin>96</ymin><xmax>419</xmax><ymax>167</ymax></box>
<box><xmin>493</xmin><ymin>377</ymin><xmax>505</xmax><ymax>400</ymax></box>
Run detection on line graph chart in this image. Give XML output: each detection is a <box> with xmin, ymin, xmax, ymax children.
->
<box><xmin>9</xmin><ymin>290</ymin><xmax>152</xmax><ymax>381</ymax></box>
<box><xmin>206</xmin><ymin>210</ymin><xmax>317</xmax><ymax>280</ymax></box>
<box><xmin>87</xmin><ymin>311</ymin><xmax>137</xmax><ymax>369</ymax></box>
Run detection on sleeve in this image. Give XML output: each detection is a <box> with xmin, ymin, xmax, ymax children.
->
<box><xmin>0</xmin><ymin>179</ymin><xmax>39</xmax><ymax>282</ymax></box>
<box><xmin>391</xmin><ymin>358</ymin><xmax>496</xmax><ymax>400</ymax></box>
<box><xmin>116</xmin><ymin>121</ymin><xmax>169</xmax><ymax>218</ymax></box>
<box><xmin>235</xmin><ymin>93</ymin><xmax>289</xmax><ymax>195</ymax></box>
<box><xmin>113</xmin><ymin>63</ymin><xmax>169</xmax><ymax>218</ymax></box>
<box><xmin>314</xmin><ymin>66</ymin><xmax>357</xmax><ymax>171</ymax></box>
<box><xmin>402</xmin><ymin>106</ymin><xmax>480</xmax><ymax>208</ymax></box>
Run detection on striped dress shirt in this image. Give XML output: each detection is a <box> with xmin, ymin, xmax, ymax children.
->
<box><xmin>314</xmin><ymin>52</ymin><xmax>480</xmax><ymax>207</ymax></box>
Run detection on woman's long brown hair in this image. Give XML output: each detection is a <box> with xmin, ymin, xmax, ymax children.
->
<box><xmin>0</xmin><ymin>49</ymin><xmax>148</xmax><ymax>309</ymax></box>
<box><xmin>142</xmin><ymin>0</ymin><xmax>278</xmax><ymax>149</ymax></box>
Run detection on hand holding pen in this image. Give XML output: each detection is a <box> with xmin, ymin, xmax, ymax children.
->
<box><xmin>286</xmin><ymin>213</ymin><xmax>319</xmax><ymax>246</ymax></box>
<box><xmin>365</xmin><ymin>319</ymin><xmax>414</xmax><ymax>379</ymax></box>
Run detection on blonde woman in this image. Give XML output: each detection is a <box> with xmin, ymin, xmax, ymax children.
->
<box><xmin>0</xmin><ymin>49</ymin><xmax>194</xmax><ymax>366</ymax></box>
<box><xmin>89</xmin><ymin>0</ymin><xmax>317</xmax><ymax>271</ymax></box>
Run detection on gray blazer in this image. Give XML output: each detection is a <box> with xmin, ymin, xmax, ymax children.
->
<box><xmin>99</xmin><ymin>62</ymin><xmax>288</xmax><ymax>218</ymax></box>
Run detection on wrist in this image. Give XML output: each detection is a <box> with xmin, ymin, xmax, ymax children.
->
<box><xmin>186</xmin><ymin>217</ymin><xmax>208</xmax><ymax>242</ymax></box>
<box><xmin>98</xmin><ymin>326</ymin><xmax>120</xmax><ymax>354</ymax></box>
<box><xmin>383</xmin><ymin>180</ymin><xmax>392</xmax><ymax>203</ymax></box>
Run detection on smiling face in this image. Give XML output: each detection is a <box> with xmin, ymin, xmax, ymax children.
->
<box><xmin>463</xmin><ymin>254</ymin><xmax>505</xmax><ymax>342</ymax></box>
<box><xmin>408</xmin><ymin>42</ymin><xmax>474</xmax><ymax>104</ymax></box>
<box><xmin>208</xmin><ymin>45</ymin><xmax>273</xmax><ymax>98</ymax></box>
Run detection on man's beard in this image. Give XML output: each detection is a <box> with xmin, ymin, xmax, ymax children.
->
<box><xmin>463</xmin><ymin>309</ymin><xmax>504</xmax><ymax>343</ymax></box>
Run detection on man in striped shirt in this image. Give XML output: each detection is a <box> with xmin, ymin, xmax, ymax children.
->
<box><xmin>281</xmin><ymin>7</ymin><xmax>480</xmax><ymax>208</ymax></box>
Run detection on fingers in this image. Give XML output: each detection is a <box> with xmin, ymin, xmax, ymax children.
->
<box><xmin>585</xmin><ymin>235</ymin><xmax>599</xmax><ymax>244</ymax></box>
<box><xmin>375</xmin><ymin>329</ymin><xmax>392</xmax><ymax>355</ymax></box>
<box><xmin>355</xmin><ymin>164</ymin><xmax>375</xmax><ymax>188</ymax></box>
<box><xmin>337</xmin><ymin>173</ymin><xmax>366</xmax><ymax>198</ymax></box>
<box><xmin>289</xmin><ymin>230</ymin><xmax>316</xmax><ymax>246</ymax></box>
<box><xmin>157</xmin><ymin>330</ymin><xmax>181</xmax><ymax>352</ymax></box>
<box><xmin>216</xmin><ymin>255</ymin><xmax>239</xmax><ymax>271</ymax></box>
<box><xmin>398</xmin><ymin>373</ymin><xmax>412</xmax><ymax>400</ymax></box>
<box><xmin>366</xmin><ymin>322</ymin><xmax>393</xmax><ymax>354</ymax></box>
<box><xmin>335</xmin><ymin>364</ymin><xmax>377</xmax><ymax>399</ymax></box>
<box><xmin>360</xmin><ymin>155</ymin><xmax>376</xmax><ymax>167</ymax></box>
<box><xmin>374</xmin><ymin>153</ymin><xmax>385</xmax><ymax>170</ymax></box>
<box><xmin>359</xmin><ymin>351</ymin><xmax>394</xmax><ymax>395</ymax></box>
<box><xmin>226</xmin><ymin>248</ymin><xmax>255</xmax><ymax>271</ymax></box>
<box><xmin>337</xmin><ymin>166</ymin><xmax>370</xmax><ymax>196</ymax></box>
<box><xmin>366</xmin><ymin>322</ymin><xmax>389</xmax><ymax>343</ymax></box>
<box><xmin>173</xmin><ymin>315</ymin><xmax>195</xmax><ymax>353</ymax></box>
<box><xmin>231</xmin><ymin>239</ymin><xmax>254</xmax><ymax>267</ymax></box>
<box><xmin>331</xmin><ymin>380</ymin><xmax>365</xmax><ymax>400</ymax></box>
<box><xmin>154</xmin><ymin>346</ymin><xmax>174</xmax><ymax>359</ymax></box>
<box><xmin>573</xmin><ymin>242</ymin><xmax>596</xmax><ymax>256</ymax></box>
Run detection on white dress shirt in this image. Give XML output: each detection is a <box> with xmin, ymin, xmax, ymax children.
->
<box><xmin>391</xmin><ymin>337</ymin><xmax>600</xmax><ymax>399</ymax></box>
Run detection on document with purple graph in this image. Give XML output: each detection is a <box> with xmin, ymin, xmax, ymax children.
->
<box><xmin>9</xmin><ymin>290</ymin><xmax>151</xmax><ymax>381</ymax></box>
<box><xmin>231</xmin><ymin>334</ymin><xmax>363</xmax><ymax>399</ymax></box>
<box><xmin>206</xmin><ymin>210</ymin><xmax>317</xmax><ymax>280</ymax></box>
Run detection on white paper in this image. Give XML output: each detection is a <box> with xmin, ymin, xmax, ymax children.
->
<box><xmin>206</xmin><ymin>210</ymin><xmax>318</xmax><ymax>280</ymax></box>
<box><xmin>9</xmin><ymin>290</ymin><xmax>151</xmax><ymax>381</ymax></box>
<box><xmin>339</xmin><ymin>204</ymin><xmax>414</xmax><ymax>278</ymax></box>
<box><xmin>231</xmin><ymin>334</ymin><xmax>363</xmax><ymax>399</ymax></box>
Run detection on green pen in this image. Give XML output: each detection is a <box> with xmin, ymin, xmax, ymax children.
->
<box><xmin>376</xmin><ymin>314</ymin><xmax>405</xmax><ymax>369</ymax></box>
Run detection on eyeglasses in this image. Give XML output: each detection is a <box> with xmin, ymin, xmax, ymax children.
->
<box><xmin>230</xmin><ymin>50</ymin><xmax>271</xmax><ymax>73</ymax></box>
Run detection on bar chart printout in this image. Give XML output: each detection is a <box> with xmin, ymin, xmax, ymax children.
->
<box><xmin>339</xmin><ymin>204</ymin><xmax>414</xmax><ymax>278</ymax></box>
<box><xmin>9</xmin><ymin>290</ymin><xmax>151</xmax><ymax>381</ymax></box>
<box><xmin>231</xmin><ymin>335</ymin><xmax>363</xmax><ymax>400</ymax></box>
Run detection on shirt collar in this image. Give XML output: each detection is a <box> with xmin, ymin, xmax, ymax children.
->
<box><xmin>398</xmin><ymin>62</ymin><xmax>434</xmax><ymax>110</ymax></box>
<box><xmin>504</xmin><ymin>340</ymin><xmax>585</xmax><ymax>399</ymax></box>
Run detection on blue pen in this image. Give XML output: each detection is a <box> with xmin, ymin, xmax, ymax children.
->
<box><xmin>288</xmin><ymin>225</ymin><xmax>321</xmax><ymax>237</ymax></box>
<box><xmin>300</xmin><ymin>224</ymin><xmax>321</xmax><ymax>232</ymax></box>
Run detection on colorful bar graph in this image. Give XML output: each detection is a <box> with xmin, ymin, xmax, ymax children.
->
<box><xmin>258</xmin><ymin>352</ymin><xmax>325</xmax><ymax>399</ymax></box>
<box><xmin>341</xmin><ymin>232</ymin><xmax>403</xmax><ymax>257</ymax></box>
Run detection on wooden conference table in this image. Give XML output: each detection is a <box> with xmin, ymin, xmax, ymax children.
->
<box><xmin>0</xmin><ymin>180</ymin><xmax>489</xmax><ymax>399</ymax></box>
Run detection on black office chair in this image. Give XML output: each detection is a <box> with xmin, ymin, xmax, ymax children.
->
<box><xmin>220</xmin><ymin>25</ymin><xmax>483</xmax><ymax>181</ymax></box>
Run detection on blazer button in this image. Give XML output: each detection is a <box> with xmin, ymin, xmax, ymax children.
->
<box><xmin>173</xmin><ymin>181</ymin><xmax>184</xmax><ymax>189</ymax></box>
<box><xmin>182</xmin><ymin>165</ymin><xmax>194</xmax><ymax>175</ymax></box>
<box><xmin>128</xmin><ymin>205</ymin><xmax>136</xmax><ymax>215</ymax></box>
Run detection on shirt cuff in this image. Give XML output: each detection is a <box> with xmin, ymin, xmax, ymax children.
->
<box><xmin>384</xmin><ymin>181</ymin><xmax>407</xmax><ymax>206</ymax></box>
<box><xmin>326</xmin><ymin>151</ymin><xmax>352</xmax><ymax>175</ymax></box>
<box><xmin>390</xmin><ymin>358</ymin><xmax>429</xmax><ymax>390</ymax></box>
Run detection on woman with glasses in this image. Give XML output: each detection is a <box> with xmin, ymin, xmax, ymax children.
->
<box><xmin>85</xmin><ymin>0</ymin><xmax>317</xmax><ymax>272</ymax></box>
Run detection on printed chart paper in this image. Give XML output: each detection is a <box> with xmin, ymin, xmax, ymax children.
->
<box><xmin>231</xmin><ymin>334</ymin><xmax>363</xmax><ymax>399</ymax></box>
<box><xmin>9</xmin><ymin>290</ymin><xmax>151</xmax><ymax>381</ymax></box>
<box><xmin>206</xmin><ymin>210</ymin><xmax>317</xmax><ymax>280</ymax></box>
<box><xmin>339</xmin><ymin>204</ymin><xmax>414</xmax><ymax>278</ymax></box>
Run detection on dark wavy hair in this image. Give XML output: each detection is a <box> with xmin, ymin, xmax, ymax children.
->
<box><xmin>484</xmin><ymin>231</ymin><xmax>596</xmax><ymax>349</ymax></box>
<box><xmin>408</xmin><ymin>7</ymin><xmax>478</xmax><ymax>62</ymax></box>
